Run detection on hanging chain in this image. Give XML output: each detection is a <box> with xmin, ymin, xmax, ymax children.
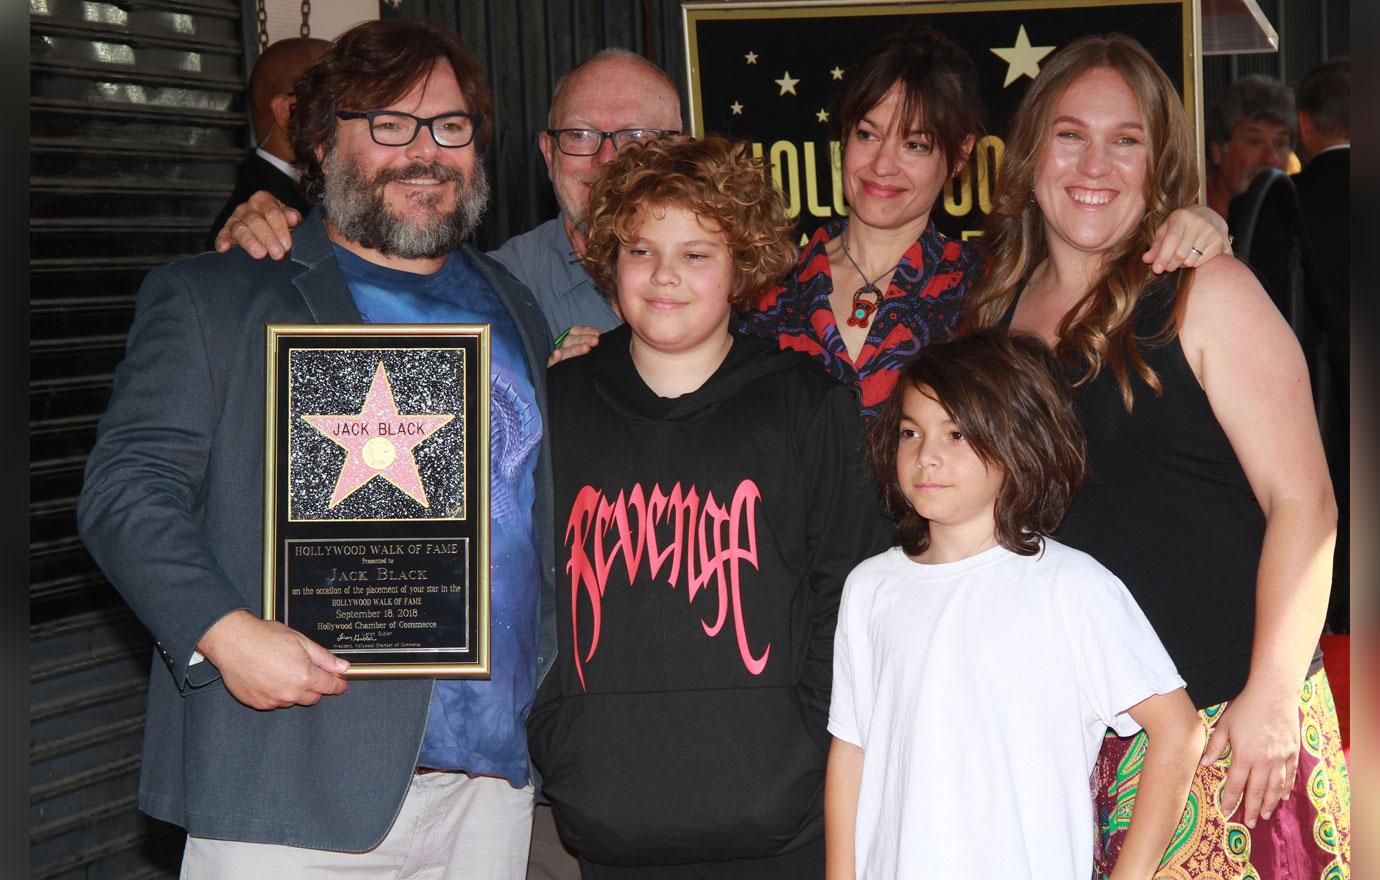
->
<box><xmin>256</xmin><ymin>0</ymin><xmax>268</xmax><ymax>52</ymax></box>
<box><xmin>255</xmin><ymin>0</ymin><xmax>309</xmax><ymax>46</ymax></box>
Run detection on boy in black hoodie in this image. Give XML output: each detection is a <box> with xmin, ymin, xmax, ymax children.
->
<box><xmin>528</xmin><ymin>136</ymin><xmax>893</xmax><ymax>878</ymax></box>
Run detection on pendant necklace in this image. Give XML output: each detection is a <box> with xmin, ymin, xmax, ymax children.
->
<box><xmin>839</xmin><ymin>232</ymin><xmax>902</xmax><ymax>327</ymax></box>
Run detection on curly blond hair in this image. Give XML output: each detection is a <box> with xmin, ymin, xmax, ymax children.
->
<box><xmin>581</xmin><ymin>136</ymin><xmax>798</xmax><ymax>311</ymax></box>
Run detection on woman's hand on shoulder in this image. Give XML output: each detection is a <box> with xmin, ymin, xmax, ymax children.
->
<box><xmin>1143</xmin><ymin>205</ymin><xmax>1230</xmax><ymax>273</ymax></box>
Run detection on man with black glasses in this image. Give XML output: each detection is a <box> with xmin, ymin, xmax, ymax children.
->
<box><xmin>213</xmin><ymin>48</ymin><xmax>682</xmax><ymax>359</ymax></box>
<box><xmin>80</xmin><ymin>19</ymin><xmax>554</xmax><ymax>878</ymax></box>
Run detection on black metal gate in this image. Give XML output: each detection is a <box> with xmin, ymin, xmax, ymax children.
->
<box><xmin>30</xmin><ymin>1</ymin><xmax>249</xmax><ymax>875</ymax></box>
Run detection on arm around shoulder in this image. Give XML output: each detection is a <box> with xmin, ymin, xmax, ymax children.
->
<box><xmin>213</xmin><ymin>190</ymin><xmax>299</xmax><ymax>259</ymax></box>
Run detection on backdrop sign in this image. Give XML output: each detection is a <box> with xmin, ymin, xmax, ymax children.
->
<box><xmin>683</xmin><ymin>0</ymin><xmax>1200</xmax><ymax>243</ymax></box>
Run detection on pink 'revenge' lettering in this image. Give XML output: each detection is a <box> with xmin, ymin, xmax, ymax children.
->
<box><xmin>564</xmin><ymin>480</ymin><xmax>769</xmax><ymax>689</ymax></box>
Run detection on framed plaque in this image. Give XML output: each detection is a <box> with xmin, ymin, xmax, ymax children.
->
<box><xmin>263</xmin><ymin>324</ymin><xmax>490</xmax><ymax>678</ymax></box>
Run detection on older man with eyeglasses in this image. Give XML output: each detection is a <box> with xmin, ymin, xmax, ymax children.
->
<box><xmin>213</xmin><ymin>47</ymin><xmax>683</xmax><ymax>365</ymax></box>
<box><xmin>489</xmin><ymin>49</ymin><xmax>681</xmax><ymax>355</ymax></box>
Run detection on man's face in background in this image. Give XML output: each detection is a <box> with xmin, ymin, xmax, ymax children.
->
<box><xmin>539</xmin><ymin>57</ymin><xmax>681</xmax><ymax>236</ymax></box>
<box><xmin>1210</xmin><ymin>117</ymin><xmax>1293</xmax><ymax>198</ymax></box>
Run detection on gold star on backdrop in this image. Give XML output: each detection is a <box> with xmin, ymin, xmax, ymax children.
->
<box><xmin>730</xmin><ymin>101</ymin><xmax>744</xmax><ymax>116</ymax></box>
<box><xmin>991</xmin><ymin>25</ymin><xmax>1055</xmax><ymax>87</ymax></box>
<box><xmin>744</xmin><ymin>50</ymin><xmax>758</xmax><ymax>64</ymax></box>
<box><xmin>830</xmin><ymin>66</ymin><xmax>845</xmax><ymax>80</ymax></box>
<box><xmin>774</xmin><ymin>70</ymin><xmax>799</xmax><ymax>96</ymax></box>
<box><xmin>816</xmin><ymin>108</ymin><xmax>829</xmax><ymax>123</ymax></box>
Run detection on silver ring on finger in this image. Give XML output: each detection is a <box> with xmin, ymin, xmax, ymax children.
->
<box><xmin>1190</xmin><ymin>246</ymin><xmax>1205</xmax><ymax>257</ymax></box>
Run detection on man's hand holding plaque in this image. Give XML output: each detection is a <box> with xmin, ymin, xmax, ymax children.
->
<box><xmin>263</xmin><ymin>325</ymin><xmax>491</xmax><ymax>678</ymax></box>
<box><xmin>197</xmin><ymin>610</ymin><xmax>351</xmax><ymax>708</ymax></box>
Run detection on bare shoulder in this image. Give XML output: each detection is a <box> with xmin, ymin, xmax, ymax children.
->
<box><xmin>1180</xmin><ymin>254</ymin><xmax>1274</xmax><ymax>318</ymax></box>
<box><xmin>1178</xmin><ymin>255</ymin><xmax>1306</xmax><ymax>388</ymax></box>
<box><xmin>1178</xmin><ymin>256</ymin><xmax>1296</xmax><ymax>359</ymax></box>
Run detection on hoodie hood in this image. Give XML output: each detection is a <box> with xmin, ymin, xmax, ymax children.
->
<box><xmin>580</xmin><ymin>323</ymin><xmax>827</xmax><ymax>423</ymax></box>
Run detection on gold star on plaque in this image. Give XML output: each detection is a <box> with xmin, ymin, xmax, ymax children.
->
<box><xmin>830</xmin><ymin>66</ymin><xmax>845</xmax><ymax>80</ymax></box>
<box><xmin>301</xmin><ymin>362</ymin><xmax>454</xmax><ymax>509</ymax></box>
<box><xmin>730</xmin><ymin>101</ymin><xmax>744</xmax><ymax>116</ymax></box>
<box><xmin>744</xmin><ymin>50</ymin><xmax>758</xmax><ymax>64</ymax></box>
<box><xmin>775</xmin><ymin>70</ymin><xmax>799</xmax><ymax>96</ymax></box>
<box><xmin>991</xmin><ymin>25</ymin><xmax>1055</xmax><ymax>87</ymax></box>
<box><xmin>816</xmin><ymin>108</ymin><xmax>829</xmax><ymax>123</ymax></box>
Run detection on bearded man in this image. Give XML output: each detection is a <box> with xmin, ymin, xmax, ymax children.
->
<box><xmin>78</xmin><ymin>20</ymin><xmax>554</xmax><ymax>879</ymax></box>
<box><xmin>212</xmin><ymin>48</ymin><xmax>684</xmax><ymax>361</ymax></box>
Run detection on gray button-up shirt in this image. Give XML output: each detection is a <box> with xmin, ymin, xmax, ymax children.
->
<box><xmin>489</xmin><ymin>215</ymin><xmax>622</xmax><ymax>340</ymax></box>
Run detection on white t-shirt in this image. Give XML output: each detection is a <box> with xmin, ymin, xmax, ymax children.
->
<box><xmin>828</xmin><ymin>540</ymin><xmax>1184</xmax><ymax>880</ymax></box>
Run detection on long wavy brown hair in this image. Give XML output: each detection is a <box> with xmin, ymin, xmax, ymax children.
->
<box><xmin>963</xmin><ymin>35</ymin><xmax>1199</xmax><ymax>410</ymax></box>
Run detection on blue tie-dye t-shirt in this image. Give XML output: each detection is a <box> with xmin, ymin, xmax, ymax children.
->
<box><xmin>334</xmin><ymin>244</ymin><xmax>542</xmax><ymax>786</ymax></box>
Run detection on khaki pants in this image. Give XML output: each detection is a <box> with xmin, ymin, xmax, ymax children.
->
<box><xmin>181</xmin><ymin>773</ymin><xmax>534</xmax><ymax>880</ymax></box>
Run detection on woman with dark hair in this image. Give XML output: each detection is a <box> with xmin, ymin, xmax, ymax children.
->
<box><xmin>965</xmin><ymin>34</ymin><xmax>1348</xmax><ymax>879</ymax></box>
<box><xmin>735</xmin><ymin>24</ymin><xmax>1229</xmax><ymax>424</ymax></box>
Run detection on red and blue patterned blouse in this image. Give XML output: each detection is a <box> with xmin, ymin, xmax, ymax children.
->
<box><xmin>733</xmin><ymin>219</ymin><xmax>981</xmax><ymax>424</ymax></box>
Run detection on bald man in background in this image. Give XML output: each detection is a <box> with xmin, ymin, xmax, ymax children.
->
<box><xmin>206</xmin><ymin>37</ymin><xmax>328</xmax><ymax>249</ymax></box>
<box><xmin>488</xmin><ymin>49</ymin><xmax>681</xmax><ymax>340</ymax></box>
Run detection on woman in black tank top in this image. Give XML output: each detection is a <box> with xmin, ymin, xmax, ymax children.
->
<box><xmin>965</xmin><ymin>36</ymin><xmax>1346</xmax><ymax>880</ymax></box>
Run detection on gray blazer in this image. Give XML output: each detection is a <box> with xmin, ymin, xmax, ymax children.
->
<box><xmin>77</xmin><ymin>211</ymin><xmax>557</xmax><ymax>850</ymax></box>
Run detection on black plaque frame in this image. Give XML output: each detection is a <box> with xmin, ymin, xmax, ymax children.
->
<box><xmin>263</xmin><ymin>324</ymin><xmax>491</xmax><ymax>678</ymax></box>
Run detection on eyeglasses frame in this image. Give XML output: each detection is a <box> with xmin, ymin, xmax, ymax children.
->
<box><xmin>335</xmin><ymin>110</ymin><xmax>481</xmax><ymax>148</ymax></box>
<box><xmin>544</xmin><ymin>127</ymin><xmax>681</xmax><ymax>156</ymax></box>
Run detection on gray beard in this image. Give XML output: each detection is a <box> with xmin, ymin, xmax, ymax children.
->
<box><xmin>558</xmin><ymin>194</ymin><xmax>588</xmax><ymax>237</ymax></box>
<box><xmin>321</xmin><ymin>150</ymin><xmax>490</xmax><ymax>259</ymax></box>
